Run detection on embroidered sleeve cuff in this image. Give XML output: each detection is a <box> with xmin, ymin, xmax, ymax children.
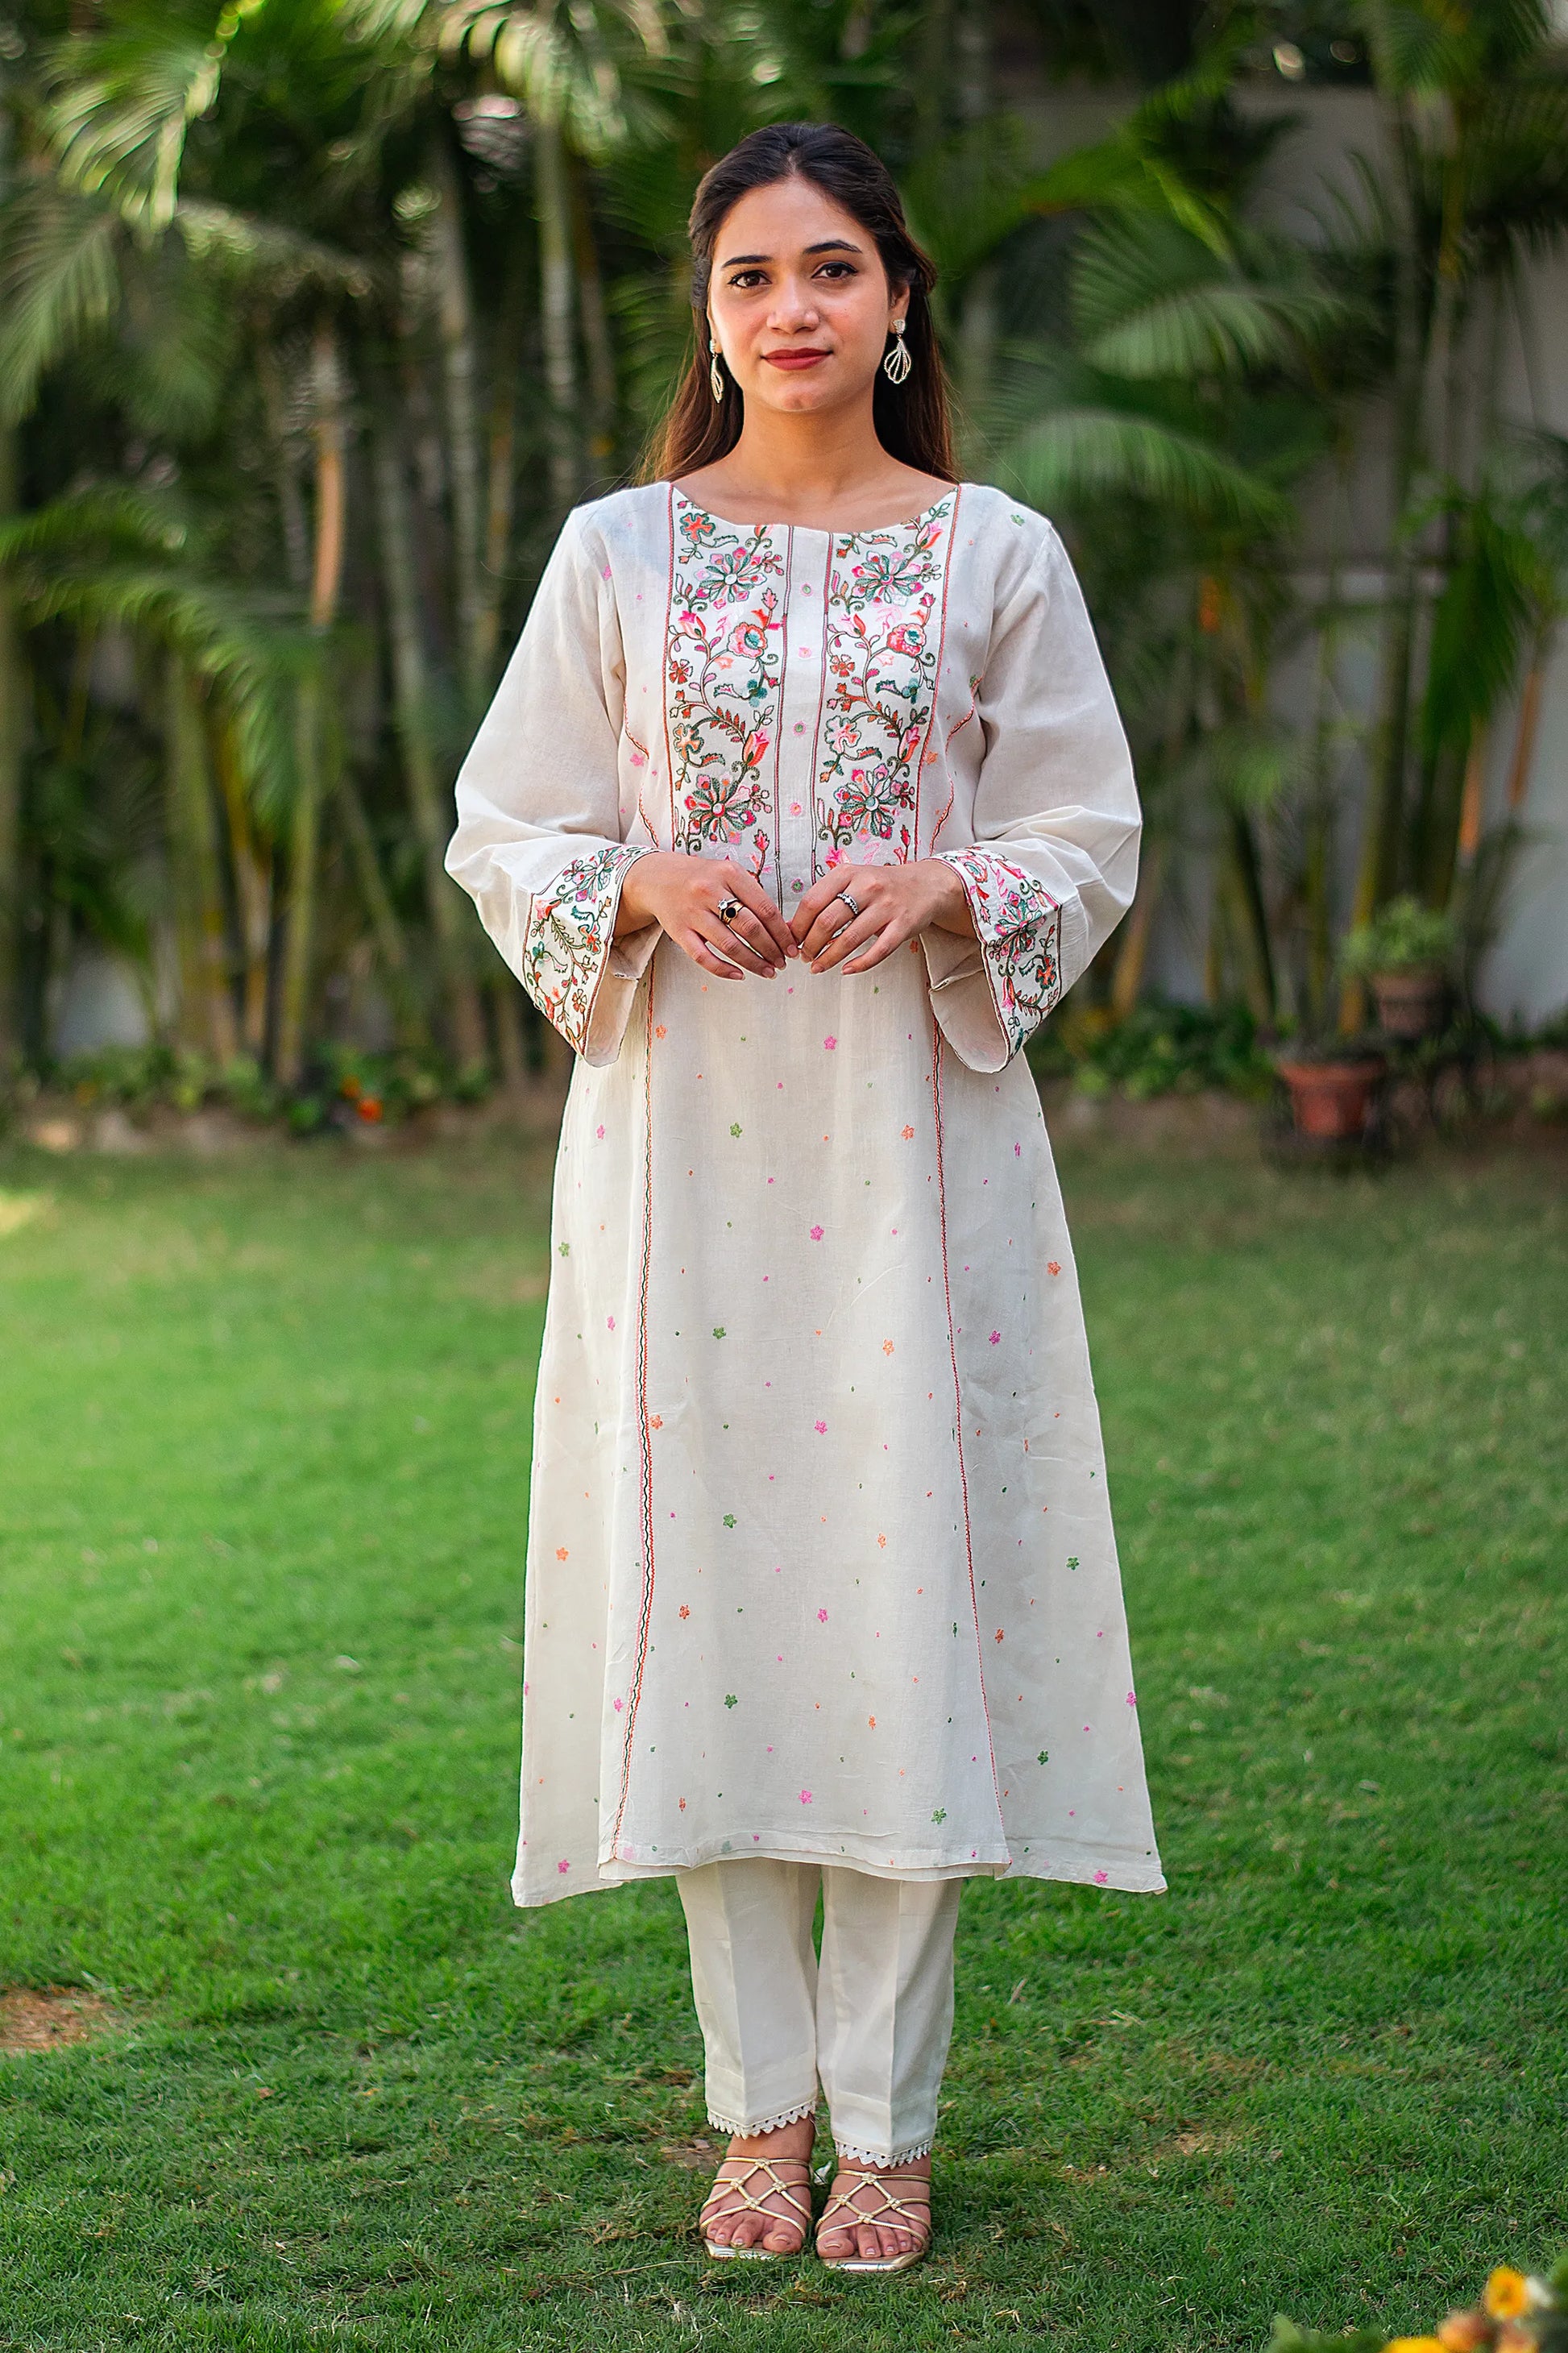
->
<box><xmin>920</xmin><ymin>847</ymin><xmax>1084</xmax><ymax>1072</ymax></box>
<box><xmin>521</xmin><ymin>844</ymin><xmax>657</xmax><ymax>1066</ymax></box>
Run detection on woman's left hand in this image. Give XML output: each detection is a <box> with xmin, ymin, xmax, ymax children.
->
<box><xmin>789</xmin><ymin>859</ymin><xmax>976</xmax><ymax>975</ymax></box>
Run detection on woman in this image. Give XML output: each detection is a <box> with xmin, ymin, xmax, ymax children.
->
<box><xmin>446</xmin><ymin>119</ymin><xmax>1163</xmax><ymax>2275</ymax></box>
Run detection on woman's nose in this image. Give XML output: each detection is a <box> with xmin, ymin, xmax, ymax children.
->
<box><xmin>767</xmin><ymin>279</ymin><xmax>822</xmax><ymax>330</ymax></box>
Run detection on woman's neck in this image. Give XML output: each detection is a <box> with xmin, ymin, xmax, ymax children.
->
<box><xmin>680</xmin><ymin>397</ymin><xmax>948</xmax><ymax>530</ymax></box>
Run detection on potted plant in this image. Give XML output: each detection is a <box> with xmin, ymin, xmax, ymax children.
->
<box><xmin>1340</xmin><ymin>895</ymin><xmax>1460</xmax><ymax>1039</ymax></box>
<box><xmin>1272</xmin><ymin>1040</ymin><xmax>1387</xmax><ymax>1141</ymax></box>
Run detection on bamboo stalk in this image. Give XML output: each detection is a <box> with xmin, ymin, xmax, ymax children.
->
<box><xmin>570</xmin><ymin>156</ymin><xmax>616</xmax><ymax>483</ymax></box>
<box><xmin>371</xmin><ymin>406</ymin><xmax>487</xmax><ymax>1070</ymax></box>
<box><xmin>431</xmin><ymin>137</ymin><xmax>487</xmax><ymax>714</ymax></box>
<box><xmin>214</xmin><ymin>712</ymin><xmax>272</xmax><ymax>1057</ymax></box>
<box><xmin>1109</xmin><ymin>835</ymin><xmax>1166</xmax><ymax>1021</ymax></box>
<box><xmin>276</xmin><ymin>317</ymin><xmax>347</xmax><ymax>1088</ymax></box>
<box><xmin>477</xmin><ymin>252</ymin><xmax>524</xmax><ymax>687</ymax></box>
<box><xmin>335</xmin><ymin>763</ymin><xmax>429</xmax><ymax>1054</ymax></box>
<box><xmin>0</xmin><ymin>425</ymin><xmax>25</xmax><ymax>1070</ymax></box>
<box><xmin>535</xmin><ymin>114</ymin><xmax>579</xmax><ymax>520</ymax></box>
<box><xmin>1504</xmin><ymin>657</ymin><xmax>1545</xmax><ymax>811</ymax></box>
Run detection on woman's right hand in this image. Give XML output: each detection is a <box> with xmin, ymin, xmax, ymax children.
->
<box><xmin>616</xmin><ymin>851</ymin><xmax>795</xmax><ymax>981</ymax></box>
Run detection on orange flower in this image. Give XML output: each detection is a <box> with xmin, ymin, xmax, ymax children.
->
<box><xmin>1486</xmin><ymin>2274</ymin><xmax>1530</xmax><ymax>2323</ymax></box>
<box><xmin>1439</xmin><ymin>2311</ymin><xmax>1490</xmax><ymax>2352</ymax></box>
<box><xmin>356</xmin><ymin>1096</ymin><xmax>383</xmax><ymax>1123</ymax></box>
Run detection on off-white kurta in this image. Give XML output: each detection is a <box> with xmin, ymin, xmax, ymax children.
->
<box><xmin>446</xmin><ymin>479</ymin><xmax>1164</xmax><ymax>1908</ymax></box>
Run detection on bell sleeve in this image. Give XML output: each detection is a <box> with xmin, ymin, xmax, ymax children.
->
<box><xmin>444</xmin><ymin>504</ymin><xmax>658</xmax><ymax>1066</ymax></box>
<box><xmin>919</xmin><ymin>520</ymin><xmax>1140</xmax><ymax>1073</ymax></box>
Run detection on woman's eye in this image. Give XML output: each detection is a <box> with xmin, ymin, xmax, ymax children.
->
<box><xmin>728</xmin><ymin>270</ymin><xmax>767</xmax><ymax>288</ymax></box>
<box><xmin>817</xmin><ymin>263</ymin><xmax>856</xmax><ymax>280</ymax></box>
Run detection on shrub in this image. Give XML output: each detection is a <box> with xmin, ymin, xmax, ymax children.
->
<box><xmin>1339</xmin><ymin>896</ymin><xmax>1461</xmax><ymax>977</ymax></box>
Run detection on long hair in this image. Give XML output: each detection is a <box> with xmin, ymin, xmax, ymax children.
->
<box><xmin>642</xmin><ymin>122</ymin><xmax>956</xmax><ymax>486</ymax></box>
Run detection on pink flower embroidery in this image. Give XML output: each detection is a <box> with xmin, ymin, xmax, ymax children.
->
<box><xmin>596</xmin><ymin>1125</ymin><xmax>605</xmax><ymax>1139</ymax></box>
<box><xmin>823</xmin><ymin>1035</ymin><xmax>837</xmax><ymax>1051</ymax></box>
<box><xmin>799</xmin><ymin>1790</ymin><xmax>813</xmax><ymax>1805</ymax></box>
<box><xmin>989</xmin><ymin>1330</ymin><xmax>1001</xmax><ymax>1345</ymax></box>
<box><xmin>1093</xmin><ymin>1870</ymin><xmax>1110</xmax><ymax>1885</ymax></box>
<box><xmin>1047</xmin><ymin>1260</ymin><xmax>1061</xmax><ymax>1276</ymax></box>
<box><xmin>606</xmin><ymin>1315</ymin><xmax>616</xmax><ymax>1330</ymax></box>
<box><xmin>810</xmin><ymin>1224</ymin><xmax>823</xmax><ymax>1241</ymax></box>
<box><xmin>1126</xmin><ymin>1691</ymin><xmax>1137</xmax><ymax>1707</ymax></box>
<box><xmin>558</xmin><ymin>1859</ymin><xmax>570</xmax><ymax>1874</ymax></box>
<box><xmin>613</xmin><ymin>1697</ymin><xmax>624</xmax><ymax>1712</ymax></box>
<box><xmin>817</xmin><ymin>1609</ymin><xmax>828</xmax><ymax>1623</ymax></box>
<box><xmin>814</xmin><ymin>1420</ymin><xmax>827</xmax><ymax>1434</ymax></box>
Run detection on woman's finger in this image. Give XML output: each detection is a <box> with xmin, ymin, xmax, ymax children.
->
<box><xmin>839</xmin><ymin>917</ymin><xmax>915</xmax><ymax>975</ymax></box>
<box><xmin>722</xmin><ymin>867</ymin><xmax>794</xmax><ymax>963</ymax></box>
<box><xmin>704</xmin><ymin>912</ymin><xmax>778</xmax><ymax>975</ymax></box>
<box><xmin>807</xmin><ymin>907</ymin><xmax>888</xmax><ymax>973</ymax></box>
<box><xmin>799</xmin><ymin>881</ymin><xmax>881</xmax><ymax>965</ymax></box>
<box><xmin>719</xmin><ymin>903</ymin><xmax>785</xmax><ymax>971</ymax></box>
<box><xmin>681</xmin><ymin>927</ymin><xmax>746</xmax><ymax>980</ymax></box>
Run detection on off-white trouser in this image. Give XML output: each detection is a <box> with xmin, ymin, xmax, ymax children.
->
<box><xmin>676</xmin><ymin>1859</ymin><xmax>962</xmax><ymax>2167</ymax></box>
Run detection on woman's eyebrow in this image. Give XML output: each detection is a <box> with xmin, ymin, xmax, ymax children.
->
<box><xmin>717</xmin><ymin>238</ymin><xmax>865</xmax><ymax>269</ymax></box>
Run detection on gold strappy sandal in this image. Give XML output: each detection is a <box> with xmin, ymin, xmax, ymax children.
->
<box><xmin>815</xmin><ymin>2163</ymin><xmax>932</xmax><ymax>2274</ymax></box>
<box><xmin>698</xmin><ymin>2152</ymin><xmax>813</xmax><ymax>2261</ymax></box>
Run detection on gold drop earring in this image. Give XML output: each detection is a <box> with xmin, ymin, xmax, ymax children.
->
<box><xmin>709</xmin><ymin>338</ymin><xmax>725</xmax><ymax>402</ymax></box>
<box><xmin>882</xmin><ymin>319</ymin><xmax>912</xmax><ymax>384</ymax></box>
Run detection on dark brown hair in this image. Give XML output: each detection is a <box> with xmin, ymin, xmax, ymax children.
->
<box><xmin>642</xmin><ymin>121</ymin><xmax>956</xmax><ymax>486</ymax></box>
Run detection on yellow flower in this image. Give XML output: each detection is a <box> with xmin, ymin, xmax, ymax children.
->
<box><xmin>1486</xmin><ymin>2273</ymin><xmax>1530</xmax><ymax>2323</ymax></box>
<box><xmin>1385</xmin><ymin>2337</ymin><xmax>1445</xmax><ymax>2353</ymax></box>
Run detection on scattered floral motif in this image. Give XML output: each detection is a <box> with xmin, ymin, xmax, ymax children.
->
<box><xmin>1093</xmin><ymin>1869</ymin><xmax>1109</xmax><ymax>1884</ymax></box>
<box><xmin>901</xmin><ymin>1124</ymin><xmax>915</xmax><ymax>1139</ymax></box>
<box><xmin>724</xmin><ymin>1693</ymin><xmax>738</xmax><ymax>1709</ymax></box>
<box><xmin>799</xmin><ymin>1790</ymin><xmax>813</xmax><ymax>1805</ymax></box>
<box><xmin>823</xmin><ymin>1035</ymin><xmax>837</xmax><ymax>1051</ymax></box>
<box><xmin>810</xmin><ymin>1224</ymin><xmax>824</xmax><ymax>1241</ymax></box>
<box><xmin>882</xmin><ymin>1339</ymin><xmax>894</xmax><ymax>1355</ymax></box>
<box><xmin>1047</xmin><ymin>1259</ymin><xmax>1062</xmax><ymax>1276</ymax></box>
<box><xmin>678</xmin><ymin>1604</ymin><xmax>690</xmax><ymax>1619</ymax></box>
<box><xmin>722</xmin><ymin>1513</ymin><xmax>736</xmax><ymax>1529</ymax></box>
<box><xmin>817</xmin><ymin>1609</ymin><xmax>829</xmax><ymax>1623</ymax></box>
<box><xmin>989</xmin><ymin>1330</ymin><xmax>1002</xmax><ymax>1345</ymax></box>
<box><xmin>729</xmin><ymin>1122</ymin><xmax>742</xmax><ymax>1137</ymax></box>
<box><xmin>712</xmin><ymin>1326</ymin><xmax>726</xmax><ymax>1338</ymax></box>
<box><xmin>931</xmin><ymin>1807</ymin><xmax>947</xmax><ymax>1824</ymax></box>
<box><xmin>554</xmin><ymin>1546</ymin><xmax>569</xmax><ymax>1561</ymax></box>
<box><xmin>814</xmin><ymin>1420</ymin><xmax>827</xmax><ymax>1434</ymax></box>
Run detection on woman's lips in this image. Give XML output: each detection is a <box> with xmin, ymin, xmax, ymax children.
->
<box><xmin>763</xmin><ymin>348</ymin><xmax>830</xmax><ymax>370</ymax></box>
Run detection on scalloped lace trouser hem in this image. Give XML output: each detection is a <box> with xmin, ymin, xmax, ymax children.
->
<box><xmin>676</xmin><ymin>1859</ymin><xmax>961</xmax><ymax>2168</ymax></box>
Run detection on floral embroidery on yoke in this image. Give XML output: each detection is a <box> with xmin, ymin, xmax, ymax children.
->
<box><xmin>521</xmin><ymin>842</ymin><xmax>644</xmax><ymax>1055</ymax></box>
<box><xmin>816</xmin><ymin>498</ymin><xmax>955</xmax><ymax>864</ymax></box>
<box><xmin>941</xmin><ymin>844</ymin><xmax>1064</xmax><ymax>1059</ymax></box>
<box><xmin>667</xmin><ymin>502</ymin><xmax>786</xmax><ymax>879</ymax></box>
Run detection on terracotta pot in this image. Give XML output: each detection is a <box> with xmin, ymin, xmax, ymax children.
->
<box><xmin>1276</xmin><ymin>1059</ymin><xmax>1383</xmax><ymax>1139</ymax></box>
<box><xmin>1371</xmin><ymin>966</ymin><xmax>1448</xmax><ymax>1040</ymax></box>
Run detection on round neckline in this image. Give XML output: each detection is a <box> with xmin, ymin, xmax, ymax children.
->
<box><xmin>669</xmin><ymin>481</ymin><xmax>960</xmax><ymax>538</ymax></box>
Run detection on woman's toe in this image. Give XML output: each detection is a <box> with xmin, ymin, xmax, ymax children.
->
<box><xmin>857</xmin><ymin>2222</ymin><xmax>882</xmax><ymax>2260</ymax></box>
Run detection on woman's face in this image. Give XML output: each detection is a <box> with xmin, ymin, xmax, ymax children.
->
<box><xmin>706</xmin><ymin>174</ymin><xmax>906</xmax><ymax>422</ymax></box>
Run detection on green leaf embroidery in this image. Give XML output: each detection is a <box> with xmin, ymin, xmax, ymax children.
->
<box><xmin>724</xmin><ymin>1693</ymin><xmax>737</xmax><ymax>1709</ymax></box>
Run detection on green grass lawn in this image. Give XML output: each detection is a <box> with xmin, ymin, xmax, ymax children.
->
<box><xmin>0</xmin><ymin>1123</ymin><xmax>1563</xmax><ymax>2353</ymax></box>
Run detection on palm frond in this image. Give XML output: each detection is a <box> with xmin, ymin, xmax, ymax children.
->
<box><xmin>999</xmin><ymin>408</ymin><xmax>1289</xmax><ymax>533</ymax></box>
<box><xmin>1072</xmin><ymin>219</ymin><xmax>1351</xmax><ymax>381</ymax></box>
<box><xmin>0</xmin><ymin>184</ymin><xmax>122</xmax><ymax>425</ymax></box>
<box><xmin>45</xmin><ymin>2</ymin><xmax>260</xmax><ymax>232</ymax></box>
<box><xmin>174</xmin><ymin>202</ymin><xmax>377</xmax><ymax>302</ymax></box>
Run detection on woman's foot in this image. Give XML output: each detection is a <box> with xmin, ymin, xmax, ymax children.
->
<box><xmin>815</xmin><ymin>2155</ymin><xmax>931</xmax><ymax>2270</ymax></box>
<box><xmin>699</xmin><ymin>2114</ymin><xmax>815</xmax><ymax>2256</ymax></box>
